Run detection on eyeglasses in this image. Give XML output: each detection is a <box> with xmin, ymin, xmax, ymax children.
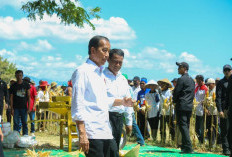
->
<box><xmin>224</xmin><ymin>69</ymin><xmax>231</xmax><ymax>72</ymax></box>
<box><xmin>140</xmin><ymin>83</ymin><xmax>145</xmax><ymax>85</ymax></box>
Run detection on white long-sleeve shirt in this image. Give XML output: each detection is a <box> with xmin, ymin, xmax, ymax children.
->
<box><xmin>103</xmin><ymin>68</ymin><xmax>133</xmax><ymax>126</ymax></box>
<box><xmin>37</xmin><ymin>90</ymin><xmax>49</xmax><ymax>102</ymax></box>
<box><xmin>159</xmin><ymin>89</ymin><xmax>173</xmax><ymax>116</ymax></box>
<box><xmin>145</xmin><ymin>92</ymin><xmax>160</xmax><ymax>118</ymax></box>
<box><xmin>71</xmin><ymin>59</ymin><xmax>115</xmax><ymax>139</ymax></box>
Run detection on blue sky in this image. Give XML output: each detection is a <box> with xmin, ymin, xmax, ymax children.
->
<box><xmin>0</xmin><ymin>0</ymin><xmax>232</xmax><ymax>84</ymax></box>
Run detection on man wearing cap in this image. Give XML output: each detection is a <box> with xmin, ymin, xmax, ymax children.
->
<box><xmin>103</xmin><ymin>48</ymin><xmax>133</xmax><ymax>151</ymax></box>
<box><xmin>225</xmin><ymin>65</ymin><xmax>232</xmax><ymax>157</ymax></box>
<box><xmin>0</xmin><ymin>73</ymin><xmax>9</xmax><ymax>120</ymax></box>
<box><xmin>10</xmin><ymin>70</ymin><xmax>31</xmax><ymax>135</ymax></box>
<box><xmin>205</xmin><ymin>78</ymin><xmax>217</xmax><ymax>147</ymax></box>
<box><xmin>195</xmin><ymin>74</ymin><xmax>208</xmax><ymax>144</ymax></box>
<box><xmin>171</xmin><ymin>78</ymin><xmax>178</xmax><ymax>88</ymax></box>
<box><xmin>23</xmin><ymin>77</ymin><xmax>37</xmax><ymax>136</ymax></box>
<box><xmin>173</xmin><ymin>62</ymin><xmax>195</xmax><ymax>153</ymax></box>
<box><xmin>137</xmin><ymin>77</ymin><xmax>150</xmax><ymax>138</ymax></box>
<box><xmin>216</xmin><ymin>64</ymin><xmax>232</xmax><ymax>156</ymax></box>
<box><xmin>71</xmin><ymin>36</ymin><xmax>133</xmax><ymax>157</ymax></box>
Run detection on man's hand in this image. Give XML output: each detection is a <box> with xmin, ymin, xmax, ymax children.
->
<box><xmin>219</xmin><ymin>111</ymin><xmax>225</xmax><ymax>118</ymax></box>
<box><xmin>123</xmin><ymin>97</ymin><xmax>135</xmax><ymax>107</ymax></box>
<box><xmin>11</xmin><ymin>108</ymin><xmax>14</xmax><ymax>116</ymax></box>
<box><xmin>27</xmin><ymin>109</ymin><xmax>30</xmax><ymax>114</ymax></box>
<box><xmin>32</xmin><ymin>105</ymin><xmax>36</xmax><ymax>111</ymax></box>
<box><xmin>205</xmin><ymin>109</ymin><xmax>210</xmax><ymax>116</ymax></box>
<box><xmin>5</xmin><ymin>104</ymin><xmax>8</xmax><ymax>109</ymax></box>
<box><xmin>0</xmin><ymin>128</ymin><xmax>3</xmax><ymax>142</ymax></box>
<box><xmin>79</xmin><ymin>132</ymin><xmax>89</xmax><ymax>153</ymax></box>
<box><xmin>126</xmin><ymin>125</ymin><xmax>132</xmax><ymax>136</ymax></box>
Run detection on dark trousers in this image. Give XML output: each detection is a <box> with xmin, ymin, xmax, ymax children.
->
<box><xmin>86</xmin><ymin>139</ymin><xmax>119</xmax><ymax>157</ymax></box>
<box><xmin>206</xmin><ymin>115</ymin><xmax>217</xmax><ymax>146</ymax></box>
<box><xmin>228</xmin><ymin>111</ymin><xmax>232</xmax><ymax>155</ymax></box>
<box><xmin>160</xmin><ymin>115</ymin><xmax>175</xmax><ymax>141</ymax></box>
<box><xmin>176</xmin><ymin>110</ymin><xmax>193</xmax><ymax>152</ymax></box>
<box><xmin>13</xmin><ymin>108</ymin><xmax>28</xmax><ymax>135</ymax></box>
<box><xmin>0</xmin><ymin>139</ymin><xmax>4</xmax><ymax>157</ymax></box>
<box><xmin>195</xmin><ymin>115</ymin><xmax>204</xmax><ymax>143</ymax></box>
<box><xmin>220</xmin><ymin>117</ymin><xmax>230</xmax><ymax>151</ymax></box>
<box><xmin>6</xmin><ymin>108</ymin><xmax>11</xmax><ymax>123</ymax></box>
<box><xmin>109</xmin><ymin>112</ymin><xmax>123</xmax><ymax>151</ymax></box>
<box><xmin>137</xmin><ymin>110</ymin><xmax>149</xmax><ymax>138</ymax></box>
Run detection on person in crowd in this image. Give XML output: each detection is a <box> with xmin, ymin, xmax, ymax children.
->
<box><xmin>37</xmin><ymin>81</ymin><xmax>50</xmax><ymax>102</ymax></box>
<box><xmin>137</xmin><ymin>77</ymin><xmax>150</xmax><ymax>139</ymax></box>
<box><xmin>36</xmin><ymin>80</ymin><xmax>43</xmax><ymax>91</ymax></box>
<box><xmin>158</xmin><ymin>78</ymin><xmax>174</xmax><ymax>142</ymax></box>
<box><xmin>216</xmin><ymin>64</ymin><xmax>232</xmax><ymax>156</ymax></box>
<box><xmin>65</xmin><ymin>80</ymin><xmax>72</xmax><ymax>96</ymax></box>
<box><xmin>0</xmin><ymin>72</ymin><xmax>9</xmax><ymax>120</ymax></box>
<box><xmin>195</xmin><ymin>74</ymin><xmax>208</xmax><ymax>143</ymax></box>
<box><xmin>132</xmin><ymin>76</ymin><xmax>141</xmax><ymax>100</ymax></box>
<box><xmin>145</xmin><ymin>80</ymin><xmax>160</xmax><ymax>141</ymax></box>
<box><xmin>225</xmin><ymin>65</ymin><xmax>232</xmax><ymax>157</ymax></box>
<box><xmin>23</xmin><ymin>77</ymin><xmax>37</xmax><ymax>136</ymax></box>
<box><xmin>171</xmin><ymin>78</ymin><xmax>178</xmax><ymax>88</ymax></box>
<box><xmin>0</xmin><ymin>126</ymin><xmax>5</xmax><ymax>157</ymax></box>
<box><xmin>104</xmin><ymin>48</ymin><xmax>133</xmax><ymax>151</ymax></box>
<box><xmin>123</xmin><ymin>74</ymin><xmax>145</xmax><ymax>146</ymax></box>
<box><xmin>6</xmin><ymin>78</ymin><xmax>16</xmax><ymax>123</ymax></box>
<box><xmin>173</xmin><ymin>62</ymin><xmax>195</xmax><ymax>154</ymax></box>
<box><xmin>50</xmin><ymin>82</ymin><xmax>58</xmax><ymax>97</ymax></box>
<box><xmin>10</xmin><ymin>70</ymin><xmax>30</xmax><ymax>135</ymax></box>
<box><xmin>205</xmin><ymin>78</ymin><xmax>217</xmax><ymax>147</ymax></box>
<box><xmin>71</xmin><ymin>35</ymin><xmax>133</xmax><ymax>157</ymax></box>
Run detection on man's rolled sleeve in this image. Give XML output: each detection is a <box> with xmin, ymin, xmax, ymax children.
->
<box><xmin>71</xmin><ymin>69</ymin><xmax>87</xmax><ymax>122</ymax></box>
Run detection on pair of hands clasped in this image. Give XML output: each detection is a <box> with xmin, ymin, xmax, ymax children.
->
<box><xmin>122</xmin><ymin>97</ymin><xmax>135</xmax><ymax>107</ymax></box>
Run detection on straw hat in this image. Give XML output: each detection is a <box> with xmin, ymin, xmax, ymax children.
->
<box><xmin>51</xmin><ymin>82</ymin><xmax>57</xmax><ymax>87</ymax></box>
<box><xmin>158</xmin><ymin>78</ymin><xmax>172</xmax><ymax>88</ymax></box>
<box><xmin>145</xmin><ymin>80</ymin><xmax>159</xmax><ymax>89</ymax></box>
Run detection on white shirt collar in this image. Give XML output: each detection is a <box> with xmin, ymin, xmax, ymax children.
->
<box><xmin>86</xmin><ymin>58</ymin><xmax>104</xmax><ymax>73</ymax></box>
<box><xmin>104</xmin><ymin>67</ymin><xmax>121</xmax><ymax>78</ymax></box>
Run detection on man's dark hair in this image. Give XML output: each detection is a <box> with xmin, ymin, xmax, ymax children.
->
<box><xmin>109</xmin><ymin>49</ymin><xmax>124</xmax><ymax>59</ymax></box>
<box><xmin>15</xmin><ymin>70</ymin><xmax>23</xmax><ymax>75</ymax></box>
<box><xmin>88</xmin><ymin>35</ymin><xmax>109</xmax><ymax>55</ymax></box>
<box><xmin>195</xmin><ymin>75</ymin><xmax>204</xmax><ymax>81</ymax></box>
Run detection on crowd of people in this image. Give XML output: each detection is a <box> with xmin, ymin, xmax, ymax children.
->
<box><xmin>0</xmin><ymin>35</ymin><xmax>232</xmax><ymax>157</ymax></box>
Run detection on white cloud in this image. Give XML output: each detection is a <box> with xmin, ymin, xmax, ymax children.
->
<box><xmin>0</xmin><ymin>15</ymin><xmax>136</xmax><ymax>42</ymax></box>
<box><xmin>18</xmin><ymin>40</ymin><xmax>53</xmax><ymax>52</ymax></box>
<box><xmin>0</xmin><ymin>0</ymin><xmax>29</xmax><ymax>8</ymax></box>
<box><xmin>179</xmin><ymin>52</ymin><xmax>200</xmax><ymax>63</ymax></box>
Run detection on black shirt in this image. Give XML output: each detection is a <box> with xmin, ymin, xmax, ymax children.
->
<box><xmin>225</xmin><ymin>75</ymin><xmax>232</xmax><ymax>113</ymax></box>
<box><xmin>0</xmin><ymin>79</ymin><xmax>9</xmax><ymax>106</ymax></box>
<box><xmin>173</xmin><ymin>73</ymin><xmax>195</xmax><ymax>111</ymax></box>
<box><xmin>10</xmin><ymin>82</ymin><xmax>30</xmax><ymax>109</ymax></box>
<box><xmin>216</xmin><ymin>76</ymin><xmax>229</xmax><ymax>112</ymax></box>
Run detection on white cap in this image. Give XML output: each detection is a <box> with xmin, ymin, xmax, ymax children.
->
<box><xmin>207</xmin><ymin>78</ymin><xmax>215</xmax><ymax>84</ymax></box>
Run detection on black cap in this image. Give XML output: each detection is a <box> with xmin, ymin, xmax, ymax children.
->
<box><xmin>223</xmin><ymin>64</ymin><xmax>232</xmax><ymax>71</ymax></box>
<box><xmin>171</xmin><ymin>78</ymin><xmax>178</xmax><ymax>82</ymax></box>
<box><xmin>133</xmin><ymin>76</ymin><xmax>140</xmax><ymax>81</ymax></box>
<box><xmin>23</xmin><ymin>77</ymin><xmax>31</xmax><ymax>83</ymax></box>
<box><xmin>176</xmin><ymin>62</ymin><xmax>189</xmax><ymax>70</ymax></box>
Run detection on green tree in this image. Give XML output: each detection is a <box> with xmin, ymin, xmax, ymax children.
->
<box><xmin>21</xmin><ymin>0</ymin><xmax>101</xmax><ymax>30</ymax></box>
<box><xmin>0</xmin><ymin>56</ymin><xmax>17</xmax><ymax>83</ymax></box>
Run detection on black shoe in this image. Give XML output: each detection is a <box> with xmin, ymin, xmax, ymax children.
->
<box><xmin>223</xmin><ymin>150</ymin><xmax>231</xmax><ymax>156</ymax></box>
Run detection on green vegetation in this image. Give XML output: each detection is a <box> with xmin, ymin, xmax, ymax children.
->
<box><xmin>21</xmin><ymin>0</ymin><xmax>101</xmax><ymax>30</ymax></box>
<box><xmin>0</xmin><ymin>56</ymin><xmax>17</xmax><ymax>83</ymax></box>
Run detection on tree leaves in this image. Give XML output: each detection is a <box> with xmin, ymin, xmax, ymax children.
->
<box><xmin>0</xmin><ymin>56</ymin><xmax>17</xmax><ymax>83</ymax></box>
<box><xmin>21</xmin><ymin>0</ymin><xmax>101</xmax><ymax>30</ymax></box>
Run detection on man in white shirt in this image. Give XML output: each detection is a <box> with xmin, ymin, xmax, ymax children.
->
<box><xmin>71</xmin><ymin>36</ymin><xmax>133</xmax><ymax>157</ymax></box>
<box><xmin>103</xmin><ymin>49</ymin><xmax>133</xmax><ymax>151</ymax></box>
<box><xmin>132</xmin><ymin>76</ymin><xmax>141</xmax><ymax>100</ymax></box>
